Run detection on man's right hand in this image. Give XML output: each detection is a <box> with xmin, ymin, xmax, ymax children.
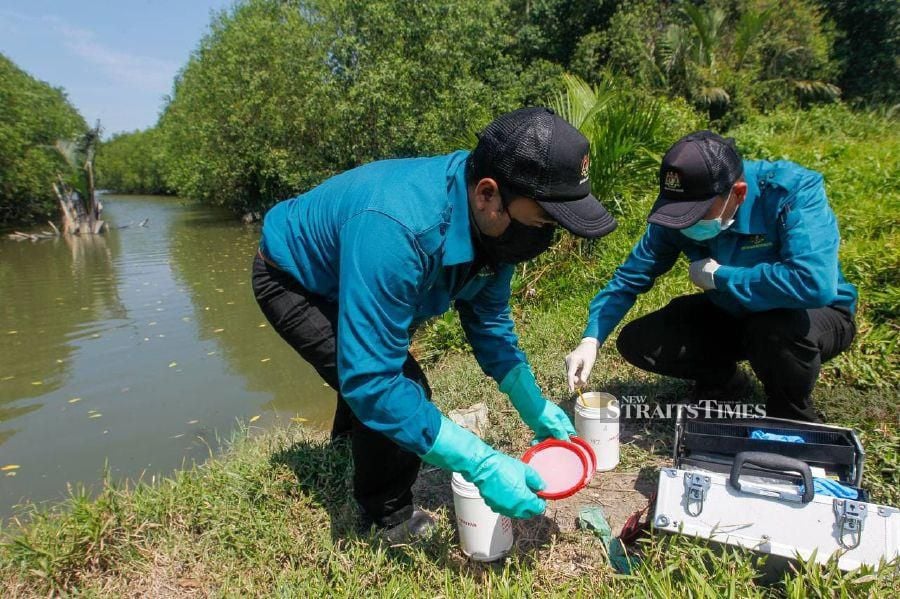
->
<box><xmin>421</xmin><ymin>415</ymin><xmax>546</xmax><ymax>519</ymax></box>
<box><xmin>565</xmin><ymin>337</ymin><xmax>599</xmax><ymax>392</ymax></box>
<box><xmin>468</xmin><ymin>451</ymin><xmax>546</xmax><ymax>518</ymax></box>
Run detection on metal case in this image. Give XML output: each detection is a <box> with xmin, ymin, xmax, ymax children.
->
<box><xmin>654</xmin><ymin>466</ymin><xmax>900</xmax><ymax>571</ymax></box>
<box><xmin>653</xmin><ymin>407</ymin><xmax>898</xmax><ymax>570</ymax></box>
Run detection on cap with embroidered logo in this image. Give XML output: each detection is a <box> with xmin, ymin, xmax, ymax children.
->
<box><xmin>648</xmin><ymin>130</ymin><xmax>744</xmax><ymax>229</ymax></box>
<box><xmin>471</xmin><ymin>107</ymin><xmax>617</xmax><ymax>239</ymax></box>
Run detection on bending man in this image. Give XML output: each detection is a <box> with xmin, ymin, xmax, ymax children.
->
<box><xmin>255</xmin><ymin>108</ymin><xmax>616</xmax><ymax>541</ymax></box>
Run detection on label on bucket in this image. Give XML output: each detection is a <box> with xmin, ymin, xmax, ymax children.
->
<box><xmin>452</xmin><ymin>476</ymin><xmax>514</xmax><ymax>561</ymax></box>
<box><xmin>575</xmin><ymin>400</ymin><xmax>620</xmax><ymax>472</ymax></box>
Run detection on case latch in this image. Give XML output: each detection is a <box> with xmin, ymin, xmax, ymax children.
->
<box><xmin>684</xmin><ymin>473</ymin><xmax>711</xmax><ymax>517</ymax></box>
<box><xmin>834</xmin><ymin>499</ymin><xmax>867</xmax><ymax>550</ymax></box>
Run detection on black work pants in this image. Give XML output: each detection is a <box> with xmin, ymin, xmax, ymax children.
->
<box><xmin>251</xmin><ymin>254</ymin><xmax>430</xmax><ymax>527</ymax></box>
<box><xmin>615</xmin><ymin>293</ymin><xmax>856</xmax><ymax>422</ymax></box>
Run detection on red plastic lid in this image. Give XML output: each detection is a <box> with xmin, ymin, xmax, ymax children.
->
<box><xmin>521</xmin><ymin>439</ymin><xmax>589</xmax><ymax>500</ymax></box>
<box><xmin>569</xmin><ymin>435</ymin><xmax>597</xmax><ymax>480</ymax></box>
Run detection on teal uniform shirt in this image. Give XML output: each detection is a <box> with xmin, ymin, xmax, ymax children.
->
<box><xmin>584</xmin><ymin>159</ymin><xmax>858</xmax><ymax>343</ymax></box>
<box><xmin>260</xmin><ymin>151</ymin><xmax>527</xmax><ymax>455</ymax></box>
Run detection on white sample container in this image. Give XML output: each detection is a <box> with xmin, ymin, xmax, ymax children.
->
<box><xmin>451</xmin><ymin>473</ymin><xmax>514</xmax><ymax>561</ymax></box>
<box><xmin>574</xmin><ymin>392</ymin><xmax>620</xmax><ymax>471</ymax></box>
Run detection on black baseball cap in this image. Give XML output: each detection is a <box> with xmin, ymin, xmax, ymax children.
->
<box><xmin>648</xmin><ymin>130</ymin><xmax>744</xmax><ymax>229</ymax></box>
<box><xmin>471</xmin><ymin>107</ymin><xmax>617</xmax><ymax>239</ymax></box>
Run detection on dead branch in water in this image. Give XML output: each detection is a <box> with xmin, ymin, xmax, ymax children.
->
<box><xmin>7</xmin><ymin>230</ymin><xmax>57</xmax><ymax>241</ymax></box>
<box><xmin>52</xmin><ymin>124</ymin><xmax>106</xmax><ymax>236</ymax></box>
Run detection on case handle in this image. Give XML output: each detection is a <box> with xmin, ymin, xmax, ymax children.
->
<box><xmin>729</xmin><ymin>451</ymin><xmax>814</xmax><ymax>504</ymax></box>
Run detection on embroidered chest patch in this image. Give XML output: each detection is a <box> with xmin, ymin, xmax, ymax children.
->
<box><xmin>740</xmin><ymin>234</ymin><xmax>773</xmax><ymax>251</ymax></box>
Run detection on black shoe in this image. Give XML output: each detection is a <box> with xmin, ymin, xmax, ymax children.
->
<box><xmin>689</xmin><ymin>368</ymin><xmax>754</xmax><ymax>403</ymax></box>
<box><xmin>377</xmin><ymin>510</ymin><xmax>436</xmax><ymax>545</ymax></box>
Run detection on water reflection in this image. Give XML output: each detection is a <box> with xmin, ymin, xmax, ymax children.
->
<box><xmin>0</xmin><ymin>195</ymin><xmax>334</xmax><ymax>518</ymax></box>
<box><xmin>0</xmin><ymin>233</ymin><xmax>123</xmax><ymax>439</ymax></box>
<box><xmin>167</xmin><ymin>206</ymin><xmax>336</xmax><ymax>424</ymax></box>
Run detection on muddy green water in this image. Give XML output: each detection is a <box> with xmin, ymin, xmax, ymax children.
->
<box><xmin>0</xmin><ymin>195</ymin><xmax>335</xmax><ymax>518</ymax></box>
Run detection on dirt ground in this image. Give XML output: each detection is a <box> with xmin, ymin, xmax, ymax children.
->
<box><xmin>414</xmin><ymin>466</ymin><xmax>657</xmax><ymax>542</ymax></box>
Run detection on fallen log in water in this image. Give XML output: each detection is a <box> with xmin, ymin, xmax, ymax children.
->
<box><xmin>7</xmin><ymin>231</ymin><xmax>57</xmax><ymax>241</ymax></box>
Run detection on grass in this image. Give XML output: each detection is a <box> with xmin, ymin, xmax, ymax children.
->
<box><xmin>1</xmin><ymin>105</ymin><xmax>898</xmax><ymax>596</ymax></box>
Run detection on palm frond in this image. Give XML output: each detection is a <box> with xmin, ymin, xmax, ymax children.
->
<box><xmin>733</xmin><ymin>7</ymin><xmax>773</xmax><ymax>70</ymax></box>
<box><xmin>697</xmin><ymin>86</ymin><xmax>731</xmax><ymax>106</ymax></box>
<box><xmin>682</xmin><ymin>4</ymin><xmax>726</xmax><ymax>68</ymax></box>
<box><xmin>550</xmin><ymin>73</ymin><xmax>616</xmax><ymax>130</ymax></box>
<box><xmin>54</xmin><ymin>140</ymin><xmax>81</xmax><ymax>171</ymax></box>
<box><xmin>658</xmin><ymin>25</ymin><xmax>691</xmax><ymax>76</ymax></box>
<box><xmin>793</xmin><ymin>80</ymin><xmax>841</xmax><ymax>101</ymax></box>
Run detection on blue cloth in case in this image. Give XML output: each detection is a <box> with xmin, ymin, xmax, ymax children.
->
<box><xmin>750</xmin><ymin>429</ymin><xmax>806</xmax><ymax>443</ymax></box>
<box><xmin>807</xmin><ymin>477</ymin><xmax>859</xmax><ymax>499</ymax></box>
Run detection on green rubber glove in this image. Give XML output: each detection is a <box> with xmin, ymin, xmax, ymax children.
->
<box><xmin>500</xmin><ymin>363</ymin><xmax>575</xmax><ymax>442</ymax></box>
<box><xmin>421</xmin><ymin>415</ymin><xmax>546</xmax><ymax>519</ymax></box>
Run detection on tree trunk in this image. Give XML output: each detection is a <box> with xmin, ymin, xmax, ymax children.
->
<box><xmin>54</xmin><ymin>175</ymin><xmax>105</xmax><ymax>236</ymax></box>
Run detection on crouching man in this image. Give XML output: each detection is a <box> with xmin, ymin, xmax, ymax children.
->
<box><xmin>566</xmin><ymin>131</ymin><xmax>856</xmax><ymax>422</ymax></box>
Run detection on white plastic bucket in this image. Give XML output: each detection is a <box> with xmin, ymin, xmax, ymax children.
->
<box><xmin>451</xmin><ymin>473</ymin><xmax>514</xmax><ymax>561</ymax></box>
<box><xmin>574</xmin><ymin>392</ymin><xmax>620</xmax><ymax>471</ymax></box>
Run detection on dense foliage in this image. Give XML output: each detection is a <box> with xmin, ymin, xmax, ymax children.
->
<box><xmin>156</xmin><ymin>0</ymin><xmax>544</xmax><ymax>215</ymax></box>
<box><xmin>818</xmin><ymin>0</ymin><xmax>899</xmax><ymax>104</ymax></box>
<box><xmin>573</xmin><ymin>0</ymin><xmax>840</xmax><ymax>125</ymax></box>
<box><xmin>95</xmin><ymin>128</ymin><xmax>170</xmax><ymax>195</ymax></box>
<box><xmin>10</xmin><ymin>0</ymin><xmax>899</xmax><ymax>222</ymax></box>
<box><xmin>0</xmin><ymin>54</ymin><xmax>86</xmax><ymax>227</ymax></box>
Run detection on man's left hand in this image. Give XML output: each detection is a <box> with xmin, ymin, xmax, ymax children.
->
<box><xmin>528</xmin><ymin>399</ymin><xmax>576</xmax><ymax>442</ymax></box>
<box><xmin>500</xmin><ymin>363</ymin><xmax>575</xmax><ymax>442</ymax></box>
<box><xmin>689</xmin><ymin>258</ymin><xmax>720</xmax><ymax>291</ymax></box>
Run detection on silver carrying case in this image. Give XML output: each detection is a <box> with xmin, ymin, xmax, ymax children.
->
<box><xmin>653</xmin><ymin>407</ymin><xmax>899</xmax><ymax>570</ymax></box>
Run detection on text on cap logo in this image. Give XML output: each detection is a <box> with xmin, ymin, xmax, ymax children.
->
<box><xmin>664</xmin><ymin>171</ymin><xmax>682</xmax><ymax>192</ymax></box>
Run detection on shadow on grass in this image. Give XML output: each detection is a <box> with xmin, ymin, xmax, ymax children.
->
<box><xmin>414</xmin><ymin>463</ymin><xmax>562</xmax><ymax>562</ymax></box>
<box><xmin>269</xmin><ymin>437</ymin><xmax>563</xmax><ymax>575</ymax></box>
<box><xmin>268</xmin><ymin>438</ymin><xmax>359</xmax><ymax>541</ymax></box>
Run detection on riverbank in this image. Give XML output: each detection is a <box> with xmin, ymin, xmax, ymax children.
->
<box><xmin>1</xmin><ymin>352</ymin><xmax>897</xmax><ymax>596</ymax></box>
<box><xmin>2</xmin><ymin>106</ymin><xmax>897</xmax><ymax>595</ymax></box>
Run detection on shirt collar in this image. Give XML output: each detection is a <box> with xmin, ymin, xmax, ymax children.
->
<box><xmin>443</xmin><ymin>151</ymin><xmax>475</xmax><ymax>266</ymax></box>
<box><xmin>730</xmin><ymin>160</ymin><xmax>768</xmax><ymax>235</ymax></box>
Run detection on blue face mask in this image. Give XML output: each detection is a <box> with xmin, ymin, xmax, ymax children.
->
<box><xmin>681</xmin><ymin>195</ymin><xmax>736</xmax><ymax>241</ymax></box>
<box><xmin>681</xmin><ymin>216</ymin><xmax>732</xmax><ymax>241</ymax></box>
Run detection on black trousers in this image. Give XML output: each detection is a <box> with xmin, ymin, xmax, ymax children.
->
<box><xmin>615</xmin><ymin>293</ymin><xmax>856</xmax><ymax>422</ymax></box>
<box><xmin>252</xmin><ymin>254</ymin><xmax>430</xmax><ymax>527</ymax></box>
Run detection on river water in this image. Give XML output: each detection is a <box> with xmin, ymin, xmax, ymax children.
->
<box><xmin>0</xmin><ymin>195</ymin><xmax>335</xmax><ymax>519</ymax></box>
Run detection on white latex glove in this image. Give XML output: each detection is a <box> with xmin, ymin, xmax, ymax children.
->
<box><xmin>689</xmin><ymin>258</ymin><xmax>720</xmax><ymax>291</ymax></box>
<box><xmin>565</xmin><ymin>337</ymin><xmax>599</xmax><ymax>392</ymax></box>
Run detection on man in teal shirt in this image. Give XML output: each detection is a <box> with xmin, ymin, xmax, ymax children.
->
<box><xmin>566</xmin><ymin>131</ymin><xmax>856</xmax><ymax>422</ymax></box>
<box><xmin>254</xmin><ymin>108</ymin><xmax>616</xmax><ymax>540</ymax></box>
